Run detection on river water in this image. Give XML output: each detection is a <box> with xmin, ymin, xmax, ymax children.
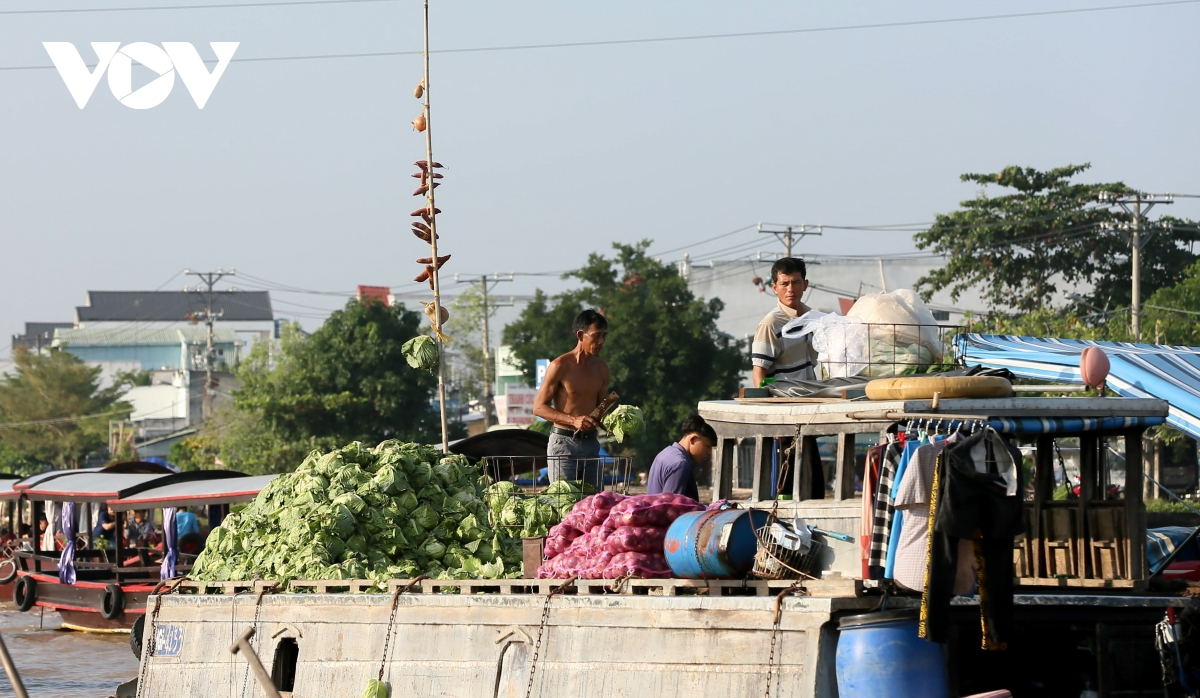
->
<box><xmin>0</xmin><ymin>606</ymin><xmax>138</xmax><ymax>698</ymax></box>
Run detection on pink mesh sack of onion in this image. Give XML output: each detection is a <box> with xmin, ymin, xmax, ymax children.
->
<box><xmin>536</xmin><ymin>492</ymin><xmax>703</xmax><ymax>579</ymax></box>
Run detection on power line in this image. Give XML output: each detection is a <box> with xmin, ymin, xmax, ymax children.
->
<box><xmin>4</xmin><ymin>0</ymin><xmax>1199</xmax><ymax>71</ymax></box>
<box><xmin>0</xmin><ymin>0</ymin><xmax>394</xmax><ymax>16</ymax></box>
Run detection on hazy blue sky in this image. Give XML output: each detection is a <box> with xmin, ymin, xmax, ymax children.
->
<box><xmin>3</xmin><ymin>0</ymin><xmax>1200</xmax><ymax>343</ymax></box>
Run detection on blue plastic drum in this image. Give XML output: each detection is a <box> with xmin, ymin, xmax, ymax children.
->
<box><xmin>663</xmin><ymin>509</ymin><xmax>768</xmax><ymax>579</ymax></box>
<box><xmin>835</xmin><ymin>609</ymin><xmax>949</xmax><ymax>698</ymax></box>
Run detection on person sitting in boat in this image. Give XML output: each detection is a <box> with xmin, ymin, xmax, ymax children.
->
<box><xmin>92</xmin><ymin>505</ymin><xmax>118</xmax><ymax>547</ymax></box>
<box><xmin>175</xmin><ymin>507</ymin><xmax>201</xmax><ymax>538</ymax></box>
<box><xmin>645</xmin><ymin>414</ymin><xmax>716</xmax><ymax>501</ymax></box>
<box><xmin>125</xmin><ymin>510</ymin><xmax>155</xmax><ymax>547</ymax></box>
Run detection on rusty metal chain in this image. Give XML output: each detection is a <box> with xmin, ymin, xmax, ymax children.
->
<box><xmin>377</xmin><ymin>576</ymin><xmax>428</xmax><ymax>682</ymax></box>
<box><xmin>238</xmin><ymin>584</ymin><xmax>272</xmax><ymax>698</ymax></box>
<box><xmin>525</xmin><ymin>577</ymin><xmax>576</xmax><ymax>698</ymax></box>
<box><xmin>133</xmin><ymin>595</ymin><xmax>164</xmax><ymax>698</ymax></box>
<box><xmin>764</xmin><ymin>580</ymin><xmax>805</xmax><ymax>698</ymax></box>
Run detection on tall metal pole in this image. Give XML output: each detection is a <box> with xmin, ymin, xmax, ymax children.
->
<box><xmin>1131</xmin><ymin>194</ymin><xmax>1143</xmax><ymax>341</ymax></box>
<box><xmin>784</xmin><ymin>227</ymin><xmax>793</xmax><ymax>258</ymax></box>
<box><xmin>422</xmin><ymin>0</ymin><xmax>449</xmax><ymax>451</ymax></box>
<box><xmin>479</xmin><ymin>276</ymin><xmax>494</xmax><ymax>429</ymax></box>
<box><xmin>203</xmin><ymin>301</ymin><xmax>215</xmax><ymax>419</ymax></box>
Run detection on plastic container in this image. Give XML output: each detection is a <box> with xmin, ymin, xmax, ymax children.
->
<box><xmin>835</xmin><ymin>609</ymin><xmax>949</xmax><ymax>698</ymax></box>
<box><xmin>663</xmin><ymin>509</ymin><xmax>768</xmax><ymax>579</ymax></box>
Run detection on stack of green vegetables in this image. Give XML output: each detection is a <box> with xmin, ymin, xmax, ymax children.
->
<box><xmin>485</xmin><ymin>480</ymin><xmax>590</xmax><ymax>539</ymax></box>
<box><xmin>190</xmin><ymin>440</ymin><xmax>524</xmax><ymax>589</ymax></box>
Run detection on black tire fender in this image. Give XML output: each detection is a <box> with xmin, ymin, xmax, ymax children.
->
<box><xmin>0</xmin><ymin>557</ymin><xmax>18</xmax><ymax>585</ymax></box>
<box><xmin>101</xmin><ymin>583</ymin><xmax>125</xmax><ymax>620</ymax></box>
<box><xmin>13</xmin><ymin>576</ymin><xmax>36</xmax><ymax>613</ymax></box>
<box><xmin>130</xmin><ymin>614</ymin><xmax>146</xmax><ymax>659</ymax></box>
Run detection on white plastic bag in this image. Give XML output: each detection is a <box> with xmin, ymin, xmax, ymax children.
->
<box><xmin>846</xmin><ymin>290</ymin><xmax>944</xmax><ymax>376</ymax></box>
<box><xmin>782</xmin><ymin>311</ymin><xmax>870</xmax><ymax>378</ymax></box>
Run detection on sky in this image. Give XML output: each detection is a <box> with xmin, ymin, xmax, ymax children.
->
<box><xmin>3</xmin><ymin>0</ymin><xmax>1200</xmax><ymax>344</ymax></box>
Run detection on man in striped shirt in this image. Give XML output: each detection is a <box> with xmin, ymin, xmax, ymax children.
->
<box><xmin>751</xmin><ymin>257</ymin><xmax>820</xmax><ymax>387</ymax></box>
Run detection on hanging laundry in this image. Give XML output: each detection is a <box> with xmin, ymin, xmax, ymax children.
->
<box><xmin>868</xmin><ymin>440</ymin><xmax>904</xmax><ymax>579</ymax></box>
<box><xmin>920</xmin><ymin>428</ymin><xmax>1024</xmax><ymax>650</ymax></box>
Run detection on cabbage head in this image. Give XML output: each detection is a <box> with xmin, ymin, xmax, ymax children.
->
<box><xmin>602</xmin><ymin>404</ymin><xmax>645</xmax><ymax>443</ymax></box>
<box><xmin>402</xmin><ymin>335</ymin><xmax>439</xmax><ymax>372</ymax></box>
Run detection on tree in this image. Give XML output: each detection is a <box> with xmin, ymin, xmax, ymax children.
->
<box><xmin>235</xmin><ymin>299</ymin><xmax>440</xmax><ymax>446</ymax></box>
<box><xmin>914</xmin><ymin>164</ymin><xmax>1199</xmax><ymax>313</ymax></box>
<box><xmin>1140</xmin><ymin>259</ymin><xmax>1200</xmax><ymax>346</ymax></box>
<box><xmin>502</xmin><ymin>242</ymin><xmax>747</xmax><ymax>461</ymax></box>
<box><xmin>168</xmin><ymin>404</ymin><xmax>332</xmax><ymax>475</ymax></box>
<box><xmin>0</xmin><ymin>347</ymin><xmax>132</xmax><ymax>468</ymax></box>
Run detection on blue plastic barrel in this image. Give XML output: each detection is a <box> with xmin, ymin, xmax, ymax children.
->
<box><xmin>663</xmin><ymin>509</ymin><xmax>768</xmax><ymax>578</ymax></box>
<box><xmin>836</xmin><ymin>610</ymin><xmax>949</xmax><ymax>698</ymax></box>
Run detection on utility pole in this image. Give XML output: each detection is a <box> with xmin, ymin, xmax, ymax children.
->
<box><xmin>456</xmin><ymin>273</ymin><xmax>514</xmax><ymax>428</ymax></box>
<box><xmin>757</xmin><ymin>223</ymin><xmax>823</xmax><ymax>258</ymax></box>
<box><xmin>1097</xmin><ymin>192</ymin><xmax>1173</xmax><ymax>340</ymax></box>
<box><xmin>185</xmin><ymin>268</ymin><xmax>235</xmax><ymax>420</ymax></box>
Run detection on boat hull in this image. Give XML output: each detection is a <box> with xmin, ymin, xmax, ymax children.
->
<box><xmin>18</xmin><ymin>572</ymin><xmax>149</xmax><ymax>631</ymax></box>
<box><xmin>136</xmin><ymin>588</ymin><xmax>852</xmax><ymax>698</ymax></box>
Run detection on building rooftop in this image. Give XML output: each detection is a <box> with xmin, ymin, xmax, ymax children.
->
<box><xmin>75</xmin><ymin>291</ymin><xmax>273</xmax><ymax>323</ymax></box>
<box><xmin>53</xmin><ymin>327</ymin><xmax>241</xmax><ymax>347</ymax></box>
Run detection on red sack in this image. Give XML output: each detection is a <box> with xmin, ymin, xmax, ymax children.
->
<box><xmin>603</xmin><ymin>551</ymin><xmax>672</xmax><ymax>579</ymax></box>
<box><xmin>607</xmin><ymin>493</ymin><xmax>703</xmax><ymax>528</ymax></box>
<box><xmin>604</xmin><ymin>526</ymin><xmax>667</xmax><ymax>555</ymax></box>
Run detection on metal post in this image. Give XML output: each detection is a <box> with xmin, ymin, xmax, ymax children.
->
<box><xmin>203</xmin><ymin>308</ymin><xmax>214</xmax><ymax>419</ymax></box>
<box><xmin>784</xmin><ymin>226</ymin><xmax>792</xmax><ymax>258</ymax></box>
<box><xmin>0</xmin><ymin>633</ymin><xmax>28</xmax><ymax>698</ymax></box>
<box><xmin>480</xmin><ymin>276</ymin><xmax>494</xmax><ymax>429</ymax></box>
<box><xmin>1131</xmin><ymin>194</ymin><xmax>1142</xmax><ymax>341</ymax></box>
<box><xmin>422</xmin><ymin>0</ymin><xmax>449</xmax><ymax>452</ymax></box>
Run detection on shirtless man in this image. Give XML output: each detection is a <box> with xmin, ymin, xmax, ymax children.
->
<box><xmin>533</xmin><ymin>309</ymin><xmax>610</xmax><ymax>487</ymax></box>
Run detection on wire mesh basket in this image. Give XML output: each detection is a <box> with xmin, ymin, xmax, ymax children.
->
<box><xmin>808</xmin><ymin>322</ymin><xmax>967</xmax><ymax>378</ymax></box>
<box><xmin>751</xmin><ymin>512</ymin><xmax>824</xmax><ymax>580</ymax></box>
<box><xmin>481</xmin><ymin>456</ymin><xmax>635</xmax><ymax>538</ymax></box>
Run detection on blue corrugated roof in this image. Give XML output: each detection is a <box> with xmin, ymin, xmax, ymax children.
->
<box><xmin>961</xmin><ymin>334</ymin><xmax>1200</xmax><ymax>439</ymax></box>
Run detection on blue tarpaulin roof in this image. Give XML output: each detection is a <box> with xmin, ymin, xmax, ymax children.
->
<box><xmin>960</xmin><ymin>334</ymin><xmax>1200</xmax><ymax>440</ymax></box>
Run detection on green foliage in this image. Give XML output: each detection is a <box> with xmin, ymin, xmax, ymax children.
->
<box><xmin>0</xmin><ymin>440</ymin><xmax>43</xmax><ymax>476</ymax></box>
<box><xmin>1140</xmin><ymin>259</ymin><xmax>1200</xmax><ymax>346</ymax></box>
<box><xmin>0</xmin><ymin>348</ymin><xmax>132</xmax><ymax>468</ymax></box>
<box><xmin>1146</xmin><ymin>498</ymin><xmax>1199</xmax><ymax>514</ymax></box>
<box><xmin>915</xmin><ymin>164</ymin><xmax>1200</xmax><ymax>313</ymax></box>
<box><xmin>502</xmin><ymin>242</ymin><xmax>746</xmax><ymax>462</ymax></box>
<box><xmin>190</xmin><ymin>441</ymin><xmax>523</xmax><ymax>587</ymax></box>
<box><xmin>170</xmin><ymin>406</ymin><xmax>333</xmax><ymax>475</ymax></box>
<box><xmin>237</xmin><ymin>300</ymin><xmax>439</xmax><ymax>446</ymax></box>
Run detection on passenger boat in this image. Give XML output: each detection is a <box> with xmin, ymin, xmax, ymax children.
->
<box><xmin>131</xmin><ymin>395</ymin><xmax>1200</xmax><ymax>698</ymax></box>
<box><xmin>6</xmin><ymin>467</ymin><xmax>275</xmax><ymax>632</ymax></box>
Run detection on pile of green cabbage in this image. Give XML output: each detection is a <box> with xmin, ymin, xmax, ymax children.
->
<box><xmin>190</xmin><ymin>440</ymin><xmax>523</xmax><ymax>588</ymax></box>
<box><xmin>602</xmin><ymin>405</ymin><xmax>645</xmax><ymax>443</ymax></box>
<box><xmin>485</xmin><ymin>479</ymin><xmax>590</xmax><ymax>539</ymax></box>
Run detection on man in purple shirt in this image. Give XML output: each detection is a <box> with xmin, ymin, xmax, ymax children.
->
<box><xmin>646</xmin><ymin>414</ymin><xmax>717</xmax><ymax>501</ymax></box>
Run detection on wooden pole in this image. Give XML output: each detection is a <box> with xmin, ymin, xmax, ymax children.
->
<box><xmin>0</xmin><ymin>633</ymin><xmax>29</xmax><ymax>698</ymax></box>
<box><xmin>422</xmin><ymin>0</ymin><xmax>449</xmax><ymax>452</ymax></box>
<box><xmin>230</xmin><ymin>628</ymin><xmax>282</xmax><ymax>698</ymax></box>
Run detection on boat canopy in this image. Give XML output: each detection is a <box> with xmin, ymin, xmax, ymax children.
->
<box><xmin>0</xmin><ymin>478</ymin><xmax>21</xmax><ymax>502</ymax></box>
<box><xmin>109</xmin><ymin>473</ymin><xmax>276</xmax><ymax>511</ymax></box>
<box><xmin>11</xmin><ymin>468</ymin><xmax>103</xmax><ymax>493</ymax></box>
<box><xmin>960</xmin><ymin>334</ymin><xmax>1200</xmax><ymax>440</ymax></box>
<box><xmin>21</xmin><ymin>470</ymin><xmax>247</xmax><ymax>504</ymax></box>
